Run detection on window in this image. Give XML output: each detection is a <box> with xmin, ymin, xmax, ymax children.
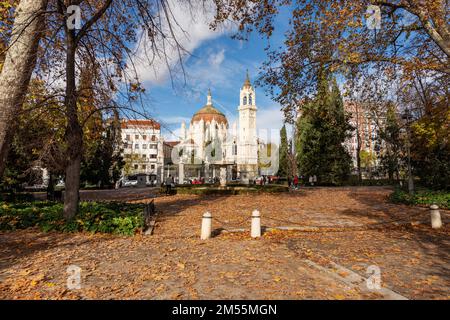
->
<box><xmin>142</xmin><ymin>144</ymin><xmax>147</xmax><ymax>149</ymax></box>
<box><xmin>126</xmin><ymin>135</ymin><xmax>130</xmax><ymax>141</ymax></box>
<box><xmin>233</xmin><ymin>144</ymin><xmax>238</xmax><ymax>156</ymax></box>
<box><xmin>123</xmin><ymin>142</ymin><xmax>128</xmax><ymax>149</ymax></box>
<box><xmin>150</xmin><ymin>154</ymin><xmax>157</xmax><ymax>159</ymax></box>
<box><xmin>135</xmin><ymin>134</ymin><xmax>139</xmax><ymax>139</ymax></box>
<box><xmin>249</xmin><ymin>94</ymin><xmax>253</xmax><ymax>105</ymax></box>
<box><xmin>135</xmin><ymin>144</ymin><xmax>139</xmax><ymax>149</ymax></box>
<box><xmin>243</xmin><ymin>96</ymin><xmax>247</xmax><ymax>105</ymax></box>
<box><xmin>142</xmin><ymin>154</ymin><xmax>147</xmax><ymax>159</ymax></box>
<box><xmin>134</xmin><ymin>164</ymin><xmax>138</xmax><ymax>170</ymax></box>
<box><xmin>143</xmin><ymin>135</ymin><xmax>147</xmax><ymax>140</ymax></box>
<box><xmin>151</xmin><ymin>135</ymin><xmax>156</xmax><ymax>141</ymax></box>
<box><xmin>150</xmin><ymin>144</ymin><xmax>157</xmax><ymax>149</ymax></box>
<box><xmin>151</xmin><ymin>165</ymin><xmax>155</xmax><ymax>170</ymax></box>
<box><xmin>142</xmin><ymin>165</ymin><xmax>147</xmax><ymax>170</ymax></box>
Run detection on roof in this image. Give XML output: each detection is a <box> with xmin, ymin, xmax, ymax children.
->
<box><xmin>191</xmin><ymin>104</ymin><xmax>228</xmax><ymax>125</ymax></box>
<box><xmin>121</xmin><ymin>119</ymin><xmax>161</xmax><ymax>130</ymax></box>
<box><xmin>164</xmin><ymin>141</ymin><xmax>180</xmax><ymax>147</ymax></box>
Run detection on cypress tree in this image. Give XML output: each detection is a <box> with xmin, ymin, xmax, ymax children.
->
<box><xmin>296</xmin><ymin>72</ymin><xmax>352</xmax><ymax>185</ymax></box>
<box><xmin>278</xmin><ymin>124</ymin><xmax>289</xmax><ymax>177</ymax></box>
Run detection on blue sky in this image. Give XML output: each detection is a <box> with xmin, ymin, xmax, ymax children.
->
<box><xmin>132</xmin><ymin>2</ymin><xmax>293</xmax><ymax>144</ymax></box>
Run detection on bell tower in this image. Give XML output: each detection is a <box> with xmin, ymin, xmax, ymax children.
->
<box><xmin>237</xmin><ymin>71</ymin><xmax>258</xmax><ymax>180</ymax></box>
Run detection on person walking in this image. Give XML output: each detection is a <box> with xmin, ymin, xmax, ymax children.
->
<box><xmin>165</xmin><ymin>175</ymin><xmax>174</xmax><ymax>195</ymax></box>
<box><xmin>293</xmin><ymin>175</ymin><xmax>299</xmax><ymax>190</ymax></box>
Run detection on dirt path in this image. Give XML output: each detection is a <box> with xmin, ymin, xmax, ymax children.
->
<box><xmin>1</xmin><ymin>187</ymin><xmax>448</xmax><ymax>299</ymax></box>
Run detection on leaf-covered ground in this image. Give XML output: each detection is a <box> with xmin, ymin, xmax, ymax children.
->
<box><xmin>0</xmin><ymin>187</ymin><xmax>449</xmax><ymax>299</ymax></box>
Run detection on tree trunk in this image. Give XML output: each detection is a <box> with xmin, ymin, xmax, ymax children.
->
<box><xmin>63</xmin><ymin>30</ymin><xmax>83</xmax><ymax>220</ymax></box>
<box><xmin>356</xmin><ymin>130</ymin><xmax>362</xmax><ymax>183</ymax></box>
<box><xmin>0</xmin><ymin>0</ymin><xmax>48</xmax><ymax>177</ymax></box>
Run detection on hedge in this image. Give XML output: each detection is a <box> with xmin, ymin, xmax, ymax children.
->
<box><xmin>159</xmin><ymin>184</ymin><xmax>289</xmax><ymax>195</ymax></box>
<box><xmin>0</xmin><ymin>201</ymin><xmax>145</xmax><ymax>235</ymax></box>
<box><xmin>389</xmin><ymin>188</ymin><xmax>450</xmax><ymax>209</ymax></box>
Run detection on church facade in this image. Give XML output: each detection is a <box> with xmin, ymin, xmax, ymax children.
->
<box><xmin>173</xmin><ymin>73</ymin><xmax>259</xmax><ymax>183</ymax></box>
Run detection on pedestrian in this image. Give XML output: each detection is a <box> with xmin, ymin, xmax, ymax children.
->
<box><xmin>165</xmin><ymin>175</ymin><xmax>174</xmax><ymax>195</ymax></box>
<box><xmin>293</xmin><ymin>175</ymin><xmax>299</xmax><ymax>190</ymax></box>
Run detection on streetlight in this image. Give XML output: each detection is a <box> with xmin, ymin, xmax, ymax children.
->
<box><xmin>402</xmin><ymin>109</ymin><xmax>414</xmax><ymax>195</ymax></box>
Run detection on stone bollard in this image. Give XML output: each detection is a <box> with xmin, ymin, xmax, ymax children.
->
<box><xmin>251</xmin><ymin>210</ymin><xmax>261</xmax><ymax>238</ymax></box>
<box><xmin>430</xmin><ymin>205</ymin><xmax>442</xmax><ymax>229</ymax></box>
<box><xmin>201</xmin><ymin>212</ymin><xmax>212</xmax><ymax>240</ymax></box>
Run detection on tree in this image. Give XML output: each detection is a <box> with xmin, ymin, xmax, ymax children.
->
<box><xmin>379</xmin><ymin>103</ymin><xmax>402</xmax><ymax>181</ymax></box>
<box><xmin>360</xmin><ymin>150</ymin><xmax>377</xmax><ymax>175</ymax></box>
<box><xmin>213</xmin><ymin>0</ymin><xmax>449</xmax><ymax>121</ymax></box>
<box><xmin>81</xmin><ymin>112</ymin><xmax>124</xmax><ymax>187</ymax></box>
<box><xmin>296</xmin><ymin>72</ymin><xmax>353</xmax><ymax>185</ymax></box>
<box><xmin>123</xmin><ymin>153</ymin><xmax>141</xmax><ymax>177</ymax></box>
<box><xmin>277</xmin><ymin>124</ymin><xmax>289</xmax><ymax>177</ymax></box>
<box><xmin>0</xmin><ymin>0</ymin><xmax>48</xmax><ymax>177</ymax></box>
<box><xmin>1</xmin><ymin>79</ymin><xmax>66</xmax><ymax>190</ymax></box>
<box><xmin>38</xmin><ymin>0</ymin><xmax>215</xmax><ymax>219</ymax></box>
<box><xmin>410</xmin><ymin>101</ymin><xmax>450</xmax><ymax>190</ymax></box>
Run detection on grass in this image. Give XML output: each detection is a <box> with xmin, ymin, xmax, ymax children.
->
<box><xmin>0</xmin><ymin>201</ymin><xmax>145</xmax><ymax>235</ymax></box>
<box><xmin>390</xmin><ymin>188</ymin><xmax>450</xmax><ymax>209</ymax></box>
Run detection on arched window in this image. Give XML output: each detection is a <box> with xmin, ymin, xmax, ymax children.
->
<box><xmin>249</xmin><ymin>94</ymin><xmax>253</xmax><ymax>105</ymax></box>
<box><xmin>243</xmin><ymin>96</ymin><xmax>247</xmax><ymax>105</ymax></box>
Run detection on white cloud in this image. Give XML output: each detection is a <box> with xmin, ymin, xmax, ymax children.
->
<box><xmin>160</xmin><ymin>116</ymin><xmax>191</xmax><ymax>125</ymax></box>
<box><xmin>256</xmin><ymin>107</ymin><xmax>285</xmax><ymax>144</ymax></box>
<box><xmin>131</xmin><ymin>0</ymin><xmax>233</xmax><ymax>85</ymax></box>
<box><xmin>162</xmin><ymin>126</ymin><xmax>183</xmax><ymax>141</ymax></box>
<box><xmin>173</xmin><ymin>53</ymin><xmax>248</xmax><ymax>106</ymax></box>
<box><xmin>208</xmin><ymin>48</ymin><xmax>225</xmax><ymax>67</ymax></box>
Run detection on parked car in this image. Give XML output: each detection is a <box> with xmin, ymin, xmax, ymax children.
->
<box><xmin>255</xmin><ymin>176</ymin><xmax>264</xmax><ymax>185</ymax></box>
<box><xmin>55</xmin><ymin>180</ymin><xmax>65</xmax><ymax>189</ymax></box>
<box><xmin>191</xmin><ymin>178</ymin><xmax>203</xmax><ymax>185</ymax></box>
<box><xmin>124</xmin><ymin>180</ymin><xmax>138</xmax><ymax>187</ymax></box>
<box><xmin>121</xmin><ymin>176</ymin><xmax>138</xmax><ymax>187</ymax></box>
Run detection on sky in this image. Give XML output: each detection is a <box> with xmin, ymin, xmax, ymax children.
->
<box><xmin>131</xmin><ymin>2</ymin><xmax>292</xmax><ymax>145</ymax></box>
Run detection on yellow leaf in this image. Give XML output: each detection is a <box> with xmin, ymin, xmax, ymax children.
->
<box><xmin>177</xmin><ymin>262</ymin><xmax>185</xmax><ymax>270</ymax></box>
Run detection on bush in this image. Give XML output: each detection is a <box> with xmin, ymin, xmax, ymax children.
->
<box><xmin>0</xmin><ymin>201</ymin><xmax>145</xmax><ymax>235</ymax></box>
<box><xmin>0</xmin><ymin>192</ymin><xmax>35</xmax><ymax>202</ymax></box>
<box><xmin>162</xmin><ymin>184</ymin><xmax>289</xmax><ymax>195</ymax></box>
<box><xmin>390</xmin><ymin>188</ymin><xmax>450</xmax><ymax>209</ymax></box>
<box><xmin>345</xmin><ymin>175</ymin><xmax>396</xmax><ymax>186</ymax></box>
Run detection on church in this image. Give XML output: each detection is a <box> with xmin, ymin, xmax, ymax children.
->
<box><xmin>172</xmin><ymin>72</ymin><xmax>259</xmax><ymax>183</ymax></box>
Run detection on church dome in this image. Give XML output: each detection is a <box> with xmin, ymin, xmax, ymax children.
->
<box><xmin>191</xmin><ymin>90</ymin><xmax>228</xmax><ymax>126</ymax></box>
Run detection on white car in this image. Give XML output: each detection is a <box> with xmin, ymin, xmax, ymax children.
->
<box><xmin>55</xmin><ymin>180</ymin><xmax>65</xmax><ymax>188</ymax></box>
<box><xmin>123</xmin><ymin>180</ymin><xmax>138</xmax><ymax>187</ymax></box>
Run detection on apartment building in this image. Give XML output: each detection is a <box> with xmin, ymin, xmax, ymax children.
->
<box><xmin>121</xmin><ymin>119</ymin><xmax>164</xmax><ymax>176</ymax></box>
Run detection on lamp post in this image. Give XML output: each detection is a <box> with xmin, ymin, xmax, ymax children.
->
<box><xmin>402</xmin><ymin>109</ymin><xmax>414</xmax><ymax>195</ymax></box>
